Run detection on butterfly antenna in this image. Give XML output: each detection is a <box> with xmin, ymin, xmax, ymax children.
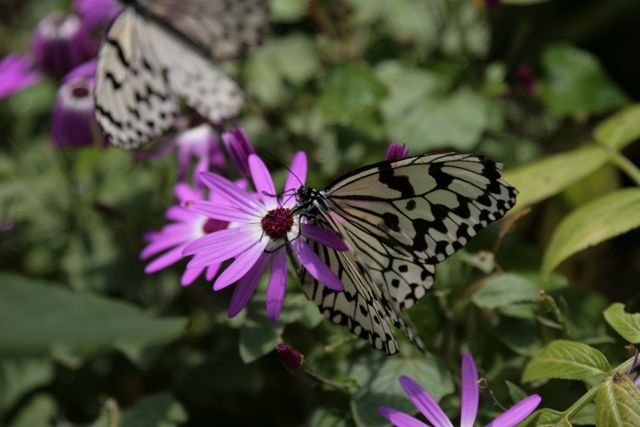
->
<box><xmin>256</xmin><ymin>148</ymin><xmax>305</xmax><ymax>188</ymax></box>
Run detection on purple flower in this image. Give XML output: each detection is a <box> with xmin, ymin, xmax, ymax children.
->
<box><xmin>0</xmin><ymin>54</ymin><xmax>41</xmax><ymax>99</ymax></box>
<box><xmin>175</xmin><ymin>124</ymin><xmax>226</xmax><ymax>183</ymax></box>
<box><xmin>31</xmin><ymin>13</ymin><xmax>95</xmax><ymax>79</ymax></box>
<box><xmin>276</xmin><ymin>343</ymin><xmax>304</xmax><ymax>370</ymax></box>
<box><xmin>386</xmin><ymin>142</ymin><xmax>410</xmax><ymax>161</ymax></box>
<box><xmin>141</xmin><ymin>181</ymin><xmax>236</xmax><ymax>286</ymax></box>
<box><xmin>135</xmin><ymin>124</ymin><xmax>226</xmax><ymax>185</ymax></box>
<box><xmin>52</xmin><ymin>67</ymin><xmax>97</xmax><ymax>148</ymax></box>
<box><xmin>516</xmin><ymin>65</ymin><xmax>537</xmax><ymax>95</ymax></box>
<box><xmin>378</xmin><ymin>353</ymin><xmax>541</xmax><ymax>427</ymax></box>
<box><xmin>74</xmin><ymin>0</ymin><xmax>121</xmax><ymax>29</ymax></box>
<box><xmin>626</xmin><ymin>349</ymin><xmax>640</xmax><ymax>389</ymax></box>
<box><xmin>222</xmin><ymin>127</ymin><xmax>256</xmax><ymax>177</ymax></box>
<box><xmin>183</xmin><ymin>152</ymin><xmax>347</xmax><ymax>320</ymax></box>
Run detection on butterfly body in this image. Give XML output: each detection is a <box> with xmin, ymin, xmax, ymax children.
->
<box><xmin>296</xmin><ymin>153</ymin><xmax>517</xmax><ymax>354</ymax></box>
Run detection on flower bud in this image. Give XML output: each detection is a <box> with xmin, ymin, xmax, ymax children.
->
<box><xmin>222</xmin><ymin>128</ymin><xmax>256</xmax><ymax>176</ymax></box>
<box><xmin>276</xmin><ymin>343</ymin><xmax>304</xmax><ymax>371</ymax></box>
<box><xmin>51</xmin><ymin>74</ymin><xmax>96</xmax><ymax>148</ymax></box>
<box><xmin>385</xmin><ymin>142</ymin><xmax>410</xmax><ymax>161</ymax></box>
<box><xmin>31</xmin><ymin>13</ymin><xmax>95</xmax><ymax>79</ymax></box>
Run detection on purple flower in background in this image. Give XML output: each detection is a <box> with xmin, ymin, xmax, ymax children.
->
<box><xmin>74</xmin><ymin>0</ymin><xmax>121</xmax><ymax>29</ymax></box>
<box><xmin>51</xmin><ymin>61</ymin><xmax>98</xmax><ymax>148</ymax></box>
<box><xmin>222</xmin><ymin>127</ymin><xmax>256</xmax><ymax>177</ymax></box>
<box><xmin>0</xmin><ymin>55</ymin><xmax>41</xmax><ymax>99</ymax></box>
<box><xmin>276</xmin><ymin>343</ymin><xmax>304</xmax><ymax>371</ymax></box>
<box><xmin>31</xmin><ymin>12</ymin><xmax>95</xmax><ymax>79</ymax></box>
<box><xmin>183</xmin><ymin>152</ymin><xmax>346</xmax><ymax>320</ymax></box>
<box><xmin>516</xmin><ymin>65</ymin><xmax>537</xmax><ymax>95</ymax></box>
<box><xmin>378</xmin><ymin>353</ymin><xmax>541</xmax><ymax>427</ymax></box>
<box><xmin>386</xmin><ymin>142</ymin><xmax>410</xmax><ymax>161</ymax></box>
<box><xmin>141</xmin><ymin>181</ymin><xmax>236</xmax><ymax>286</ymax></box>
<box><xmin>175</xmin><ymin>124</ymin><xmax>226</xmax><ymax>183</ymax></box>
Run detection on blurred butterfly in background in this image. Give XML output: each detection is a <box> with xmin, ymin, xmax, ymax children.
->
<box><xmin>297</xmin><ymin>153</ymin><xmax>517</xmax><ymax>354</ymax></box>
<box><xmin>94</xmin><ymin>0</ymin><xmax>270</xmax><ymax>149</ymax></box>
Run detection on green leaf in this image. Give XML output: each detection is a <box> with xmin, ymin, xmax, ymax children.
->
<box><xmin>245</xmin><ymin>34</ymin><xmax>320</xmax><ymax>106</ymax></box>
<box><xmin>471</xmin><ymin>273</ymin><xmax>539</xmax><ymax>309</ymax></box>
<box><xmin>239</xmin><ymin>311</ymin><xmax>282</xmax><ymax>364</ymax></box>
<box><xmin>0</xmin><ymin>358</ymin><xmax>54</xmax><ymax>413</ymax></box>
<box><xmin>522</xmin><ymin>340</ymin><xmax>610</xmax><ymax>382</ymax></box>
<box><xmin>603</xmin><ymin>303</ymin><xmax>640</xmax><ymax>343</ymax></box>
<box><xmin>91</xmin><ymin>394</ymin><xmax>187</xmax><ymax>427</ymax></box>
<box><xmin>318</xmin><ymin>63</ymin><xmax>387</xmax><ymax>125</ymax></box>
<box><xmin>542</xmin><ymin>189</ymin><xmax>640</xmax><ymax>276</ymax></box>
<box><xmin>519</xmin><ymin>408</ymin><xmax>572</xmax><ymax>427</ymax></box>
<box><xmin>594</xmin><ymin>105</ymin><xmax>640</xmax><ymax>151</ymax></box>
<box><xmin>306</xmin><ymin>408</ymin><xmax>350</xmax><ymax>427</ymax></box>
<box><xmin>8</xmin><ymin>394</ymin><xmax>57</xmax><ymax>427</ymax></box>
<box><xmin>0</xmin><ymin>274</ymin><xmax>185</xmax><ymax>357</ymax></box>
<box><xmin>351</xmin><ymin>355</ymin><xmax>454</xmax><ymax>427</ymax></box>
<box><xmin>271</xmin><ymin>0</ymin><xmax>309</xmax><ymax>22</ymax></box>
<box><xmin>503</xmin><ymin>146</ymin><xmax>608</xmax><ymax>213</ymax></box>
<box><xmin>595</xmin><ymin>374</ymin><xmax>640</xmax><ymax>427</ymax></box>
<box><xmin>382</xmin><ymin>86</ymin><xmax>490</xmax><ymax>151</ymax></box>
<box><xmin>571</xmin><ymin>403</ymin><xmax>596</xmax><ymax>426</ymax></box>
<box><xmin>540</xmin><ymin>44</ymin><xmax>628</xmax><ymax>118</ymax></box>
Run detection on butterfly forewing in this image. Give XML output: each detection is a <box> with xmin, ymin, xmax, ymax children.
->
<box><xmin>142</xmin><ymin>0</ymin><xmax>270</xmax><ymax>59</ymax></box>
<box><xmin>95</xmin><ymin>9</ymin><xmax>178</xmax><ymax>149</ymax></box>
<box><xmin>298</xmin><ymin>152</ymin><xmax>517</xmax><ymax>353</ymax></box>
<box><xmin>326</xmin><ymin>153</ymin><xmax>517</xmax><ymax>265</ymax></box>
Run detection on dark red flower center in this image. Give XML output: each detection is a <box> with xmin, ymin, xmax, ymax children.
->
<box><xmin>261</xmin><ymin>208</ymin><xmax>293</xmax><ymax>239</ymax></box>
<box><xmin>203</xmin><ymin>218</ymin><xmax>228</xmax><ymax>234</ymax></box>
<box><xmin>71</xmin><ymin>83</ymin><xmax>90</xmax><ymax>98</ymax></box>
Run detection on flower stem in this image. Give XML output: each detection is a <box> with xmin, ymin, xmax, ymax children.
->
<box><xmin>608</xmin><ymin>150</ymin><xmax>640</xmax><ymax>187</ymax></box>
<box><xmin>303</xmin><ymin>369</ymin><xmax>353</xmax><ymax>394</ymax></box>
<box><xmin>560</xmin><ymin>355</ymin><xmax>636</xmax><ymax>420</ymax></box>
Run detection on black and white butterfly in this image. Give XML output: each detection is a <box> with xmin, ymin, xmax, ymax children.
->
<box><xmin>296</xmin><ymin>153</ymin><xmax>517</xmax><ymax>354</ymax></box>
<box><xmin>94</xmin><ymin>0</ymin><xmax>270</xmax><ymax>149</ymax></box>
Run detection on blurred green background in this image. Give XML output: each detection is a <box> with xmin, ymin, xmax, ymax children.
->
<box><xmin>2</xmin><ymin>0</ymin><xmax>640</xmax><ymax>426</ymax></box>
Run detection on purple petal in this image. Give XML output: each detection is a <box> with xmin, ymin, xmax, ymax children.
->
<box><xmin>249</xmin><ymin>154</ymin><xmax>277</xmax><ymax>210</ymax></box>
<box><xmin>213</xmin><ymin>240</ymin><xmax>268</xmax><ymax>290</ymax></box>
<box><xmin>181</xmin><ymin>266</ymin><xmax>205</xmax><ymax>286</ymax></box>
<box><xmin>266</xmin><ymin>249</ymin><xmax>287</xmax><ymax>321</ymax></box>
<box><xmin>183</xmin><ymin>200</ymin><xmax>255</xmax><ymax>223</ymax></box>
<box><xmin>460</xmin><ymin>353</ymin><xmax>479</xmax><ymax>427</ymax></box>
<box><xmin>399</xmin><ymin>376</ymin><xmax>453</xmax><ymax>427</ymax></box>
<box><xmin>205</xmin><ymin>263</ymin><xmax>221</xmax><ymax>281</ymax></box>
<box><xmin>199</xmin><ymin>171</ymin><xmax>263</xmax><ymax>215</ymax></box>
<box><xmin>184</xmin><ymin>230</ymin><xmax>258</xmax><ymax>268</ymax></box>
<box><xmin>291</xmin><ymin>239</ymin><xmax>344</xmax><ymax>291</ymax></box>
<box><xmin>301</xmin><ymin>223</ymin><xmax>348</xmax><ymax>251</ymax></box>
<box><xmin>144</xmin><ymin>244</ymin><xmax>188</xmax><ymax>273</ymax></box>
<box><xmin>175</xmin><ymin>182</ymin><xmax>204</xmax><ymax>203</ymax></box>
<box><xmin>228</xmin><ymin>253</ymin><xmax>270</xmax><ymax>317</ymax></box>
<box><xmin>377</xmin><ymin>406</ymin><xmax>430</xmax><ymax>427</ymax></box>
<box><xmin>141</xmin><ymin>231</ymin><xmax>192</xmax><ymax>259</ymax></box>
<box><xmin>485</xmin><ymin>395</ymin><xmax>542</xmax><ymax>427</ymax></box>
<box><xmin>183</xmin><ymin>226</ymin><xmax>255</xmax><ymax>255</ymax></box>
<box><xmin>386</xmin><ymin>142</ymin><xmax>410</xmax><ymax>161</ymax></box>
<box><xmin>284</xmin><ymin>151</ymin><xmax>307</xmax><ymax>193</ymax></box>
<box><xmin>165</xmin><ymin>206</ymin><xmax>197</xmax><ymax>222</ymax></box>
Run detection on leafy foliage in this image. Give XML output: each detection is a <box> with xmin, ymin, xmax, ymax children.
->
<box><xmin>2</xmin><ymin>0</ymin><xmax>640</xmax><ymax>426</ymax></box>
